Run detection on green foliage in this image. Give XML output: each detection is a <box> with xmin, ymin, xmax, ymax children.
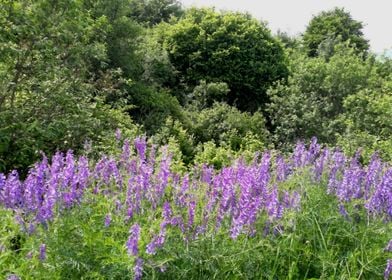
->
<box><xmin>86</xmin><ymin>0</ymin><xmax>144</xmax><ymax>79</ymax></box>
<box><xmin>152</xmin><ymin>102</ymin><xmax>268</xmax><ymax>168</ymax></box>
<box><xmin>129</xmin><ymin>0</ymin><xmax>184</xmax><ymax>26</ymax></box>
<box><xmin>188</xmin><ymin>102</ymin><xmax>268</xmax><ymax>152</ymax></box>
<box><xmin>303</xmin><ymin>7</ymin><xmax>369</xmax><ymax>57</ymax></box>
<box><xmin>137</xmin><ymin>28</ymin><xmax>177</xmax><ymax>88</ymax></box>
<box><xmin>189</xmin><ymin>80</ymin><xmax>230</xmax><ymax>110</ymax></box>
<box><xmin>194</xmin><ymin>141</ymin><xmax>235</xmax><ymax>169</ymax></box>
<box><xmin>106</xmin><ymin>16</ymin><xmax>144</xmax><ymax>78</ymax></box>
<box><xmin>0</xmin><ymin>0</ymin><xmax>138</xmax><ymax>173</ymax></box>
<box><xmin>153</xmin><ymin>117</ymin><xmax>195</xmax><ymax>165</ymax></box>
<box><xmin>375</xmin><ymin>54</ymin><xmax>392</xmax><ymax>80</ymax></box>
<box><xmin>276</xmin><ymin>30</ymin><xmax>301</xmax><ymax>50</ymax></box>
<box><xmin>338</xmin><ymin>80</ymin><xmax>392</xmax><ymax>161</ymax></box>
<box><xmin>164</xmin><ymin>8</ymin><xmax>288</xmax><ymax>111</ymax></box>
<box><xmin>267</xmin><ymin>46</ymin><xmax>380</xmax><ymax>147</ymax></box>
<box><xmin>126</xmin><ymin>83</ymin><xmax>185</xmax><ymax>134</ymax></box>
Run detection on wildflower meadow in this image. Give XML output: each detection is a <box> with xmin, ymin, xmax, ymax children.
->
<box><xmin>0</xmin><ymin>136</ymin><xmax>391</xmax><ymax>279</ymax></box>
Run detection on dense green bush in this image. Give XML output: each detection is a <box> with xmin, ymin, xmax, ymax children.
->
<box><xmin>188</xmin><ymin>102</ymin><xmax>268</xmax><ymax>151</ymax></box>
<box><xmin>164</xmin><ymin>8</ymin><xmax>288</xmax><ymax>111</ymax></box>
<box><xmin>338</xmin><ymin>80</ymin><xmax>392</xmax><ymax>162</ymax></box>
<box><xmin>126</xmin><ymin>83</ymin><xmax>185</xmax><ymax>134</ymax></box>
<box><xmin>267</xmin><ymin>46</ymin><xmax>380</xmax><ymax>147</ymax></box>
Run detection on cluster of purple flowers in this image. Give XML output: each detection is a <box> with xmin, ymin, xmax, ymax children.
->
<box><xmin>1</xmin><ymin>136</ymin><xmax>391</xmax><ymax>279</ymax></box>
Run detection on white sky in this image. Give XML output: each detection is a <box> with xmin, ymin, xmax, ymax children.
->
<box><xmin>180</xmin><ymin>0</ymin><xmax>392</xmax><ymax>54</ymax></box>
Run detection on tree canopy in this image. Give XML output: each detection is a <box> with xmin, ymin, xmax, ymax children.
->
<box><xmin>303</xmin><ymin>7</ymin><xmax>369</xmax><ymax>57</ymax></box>
<box><xmin>164</xmin><ymin>8</ymin><xmax>288</xmax><ymax>111</ymax></box>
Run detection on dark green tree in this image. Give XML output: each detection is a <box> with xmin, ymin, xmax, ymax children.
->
<box><xmin>164</xmin><ymin>8</ymin><xmax>288</xmax><ymax>111</ymax></box>
<box><xmin>303</xmin><ymin>7</ymin><xmax>369</xmax><ymax>57</ymax></box>
<box><xmin>129</xmin><ymin>0</ymin><xmax>183</xmax><ymax>26</ymax></box>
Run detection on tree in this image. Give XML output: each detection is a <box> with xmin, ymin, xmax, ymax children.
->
<box><xmin>0</xmin><ymin>0</ymin><xmax>137</xmax><ymax>172</ymax></box>
<box><xmin>303</xmin><ymin>7</ymin><xmax>369</xmax><ymax>57</ymax></box>
<box><xmin>338</xmin><ymin>80</ymin><xmax>392</xmax><ymax>161</ymax></box>
<box><xmin>164</xmin><ymin>8</ymin><xmax>288</xmax><ymax>111</ymax></box>
<box><xmin>267</xmin><ymin>46</ymin><xmax>380</xmax><ymax>147</ymax></box>
<box><xmin>86</xmin><ymin>0</ymin><xmax>144</xmax><ymax>79</ymax></box>
<box><xmin>129</xmin><ymin>0</ymin><xmax>183</xmax><ymax>26</ymax></box>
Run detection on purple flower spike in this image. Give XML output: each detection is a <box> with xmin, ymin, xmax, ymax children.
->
<box><xmin>385</xmin><ymin>240</ymin><xmax>392</xmax><ymax>252</ymax></box>
<box><xmin>6</xmin><ymin>274</ymin><xmax>20</xmax><ymax>280</ymax></box>
<box><xmin>4</xmin><ymin>170</ymin><xmax>22</xmax><ymax>208</ymax></box>
<box><xmin>188</xmin><ymin>200</ymin><xmax>196</xmax><ymax>230</ymax></box>
<box><xmin>134</xmin><ymin>137</ymin><xmax>147</xmax><ymax>162</ymax></box>
<box><xmin>134</xmin><ymin>258</ymin><xmax>143</xmax><ymax>280</ymax></box>
<box><xmin>385</xmin><ymin>259</ymin><xmax>392</xmax><ymax>280</ymax></box>
<box><xmin>293</xmin><ymin>141</ymin><xmax>306</xmax><ymax>168</ymax></box>
<box><xmin>39</xmin><ymin>244</ymin><xmax>46</xmax><ymax>261</ymax></box>
<box><xmin>127</xmin><ymin>224</ymin><xmax>141</xmax><ymax>256</ymax></box>
<box><xmin>276</xmin><ymin>155</ymin><xmax>288</xmax><ymax>182</ymax></box>
<box><xmin>104</xmin><ymin>214</ymin><xmax>111</xmax><ymax>227</ymax></box>
<box><xmin>146</xmin><ymin>222</ymin><xmax>167</xmax><ymax>255</ymax></box>
<box><xmin>163</xmin><ymin>202</ymin><xmax>172</xmax><ymax>223</ymax></box>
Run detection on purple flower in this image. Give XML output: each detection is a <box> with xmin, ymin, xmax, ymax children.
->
<box><xmin>292</xmin><ymin>141</ymin><xmax>306</xmax><ymax>168</ymax></box>
<box><xmin>364</xmin><ymin>153</ymin><xmax>382</xmax><ymax>199</ymax></box>
<box><xmin>366</xmin><ymin>168</ymin><xmax>392</xmax><ymax>218</ymax></box>
<box><xmin>146</xmin><ymin>222</ymin><xmax>167</xmax><ymax>255</ymax></box>
<box><xmin>6</xmin><ymin>274</ymin><xmax>20</xmax><ymax>280</ymax></box>
<box><xmin>336</xmin><ymin>157</ymin><xmax>365</xmax><ymax>202</ymax></box>
<box><xmin>134</xmin><ymin>258</ymin><xmax>143</xmax><ymax>280</ymax></box>
<box><xmin>0</xmin><ymin>173</ymin><xmax>5</xmax><ymax>204</ymax></box>
<box><xmin>188</xmin><ymin>200</ymin><xmax>196</xmax><ymax>230</ymax></box>
<box><xmin>104</xmin><ymin>214</ymin><xmax>111</xmax><ymax>227</ymax></box>
<box><xmin>63</xmin><ymin>150</ymin><xmax>75</xmax><ymax>189</ymax></box>
<box><xmin>162</xmin><ymin>202</ymin><xmax>172</xmax><ymax>223</ymax></box>
<box><xmin>266</xmin><ymin>185</ymin><xmax>283</xmax><ymax>220</ymax></box>
<box><xmin>327</xmin><ymin>149</ymin><xmax>346</xmax><ymax>194</ymax></box>
<box><xmin>305</xmin><ymin>137</ymin><xmax>321</xmax><ymax>164</ymax></box>
<box><xmin>39</xmin><ymin>244</ymin><xmax>46</xmax><ymax>261</ymax></box>
<box><xmin>127</xmin><ymin>224</ymin><xmax>141</xmax><ymax>256</ymax></box>
<box><xmin>134</xmin><ymin>137</ymin><xmax>147</xmax><ymax>162</ymax></box>
<box><xmin>156</xmin><ymin>150</ymin><xmax>171</xmax><ymax>199</ymax></box>
<box><xmin>177</xmin><ymin>175</ymin><xmax>189</xmax><ymax>207</ymax></box>
<box><xmin>385</xmin><ymin>240</ymin><xmax>392</xmax><ymax>252</ymax></box>
<box><xmin>282</xmin><ymin>191</ymin><xmax>301</xmax><ymax>210</ymax></box>
<box><xmin>338</xmin><ymin>204</ymin><xmax>350</xmax><ymax>220</ymax></box>
<box><xmin>77</xmin><ymin>156</ymin><xmax>90</xmax><ymax>191</ymax></box>
<box><xmin>385</xmin><ymin>259</ymin><xmax>392</xmax><ymax>280</ymax></box>
<box><xmin>276</xmin><ymin>155</ymin><xmax>288</xmax><ymax>182</ymax></box>
<box><xmin>201</xmin><ymin>164</ymin><xmax>213</xmax><ymax>184</ymax></box>
<box><xmin>3</xmin><ymin>170</ymin><xmax>23</xmax><ymax>208</ymax></box>
<box><xmin>313</xmin><ymin>148</ymin><xmax>329</xmax><ymax>182</ymax></box>
<box><xmin>121</xmin><ymin>140</ymin><xmax>131</xmax><ymax>169</ymax></box>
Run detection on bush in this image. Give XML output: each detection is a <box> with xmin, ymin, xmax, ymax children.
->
<box><xmin>267</xmin><ymin>46</ymin><xmax>380</xmax><ymax>147</ymax></box>
<box><xmin>188</xmin><ymin>102</ymin><xmax>268</xmax><ymax>151</ymax></box>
